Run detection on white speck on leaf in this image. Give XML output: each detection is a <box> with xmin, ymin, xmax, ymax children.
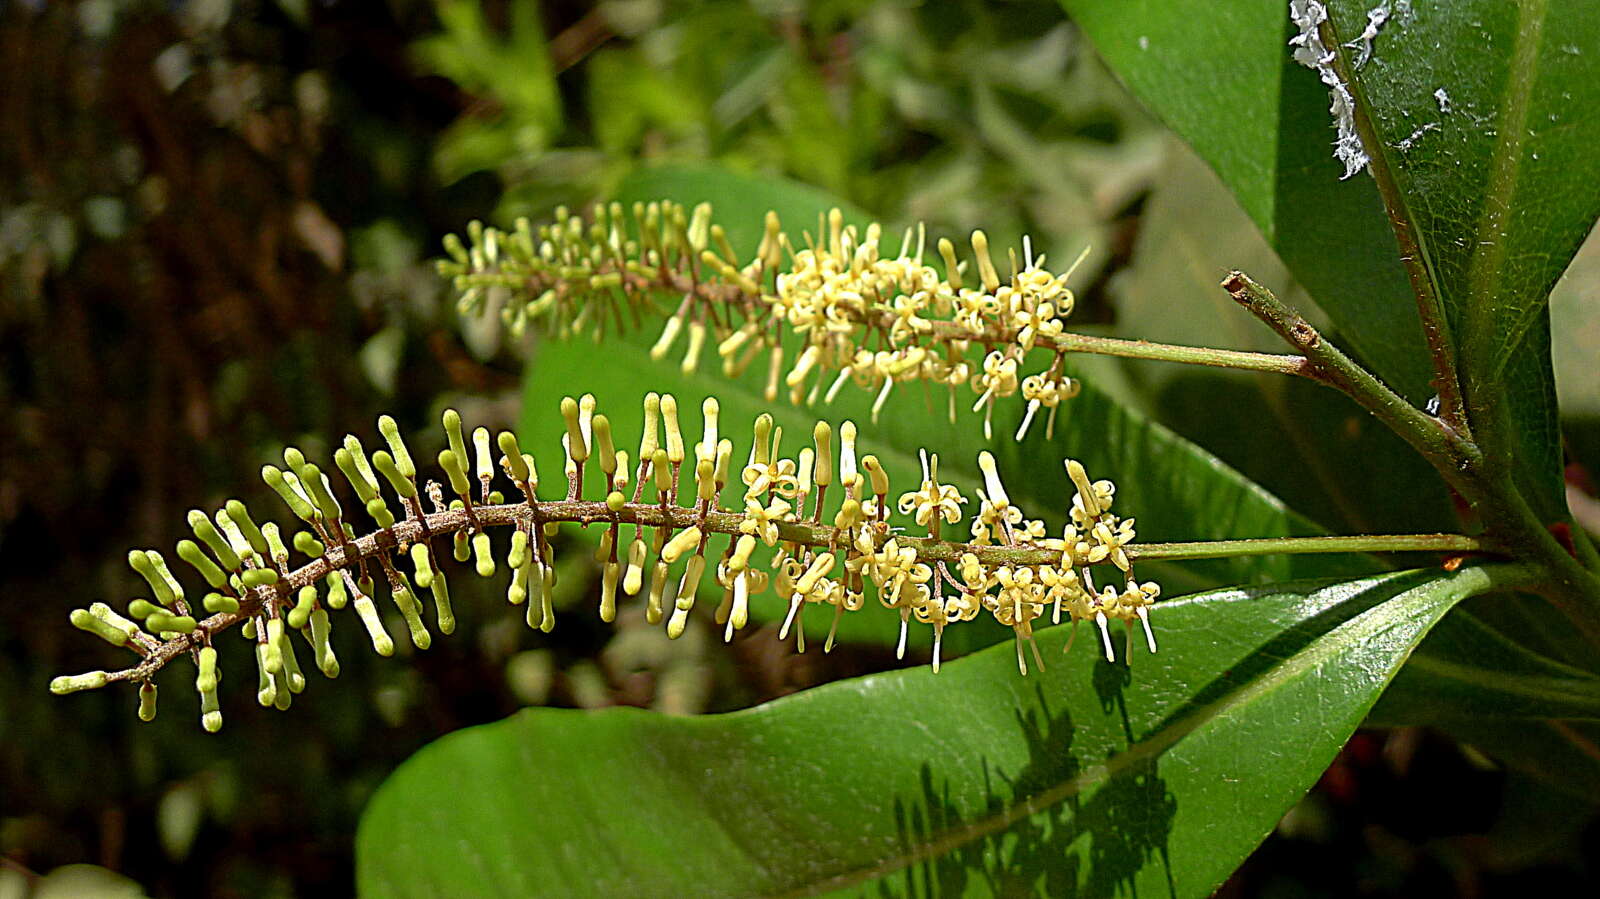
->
<box><xmin>1395</xmin><ymin>121</ymin><xmax>1440</xmax><ymax>151</ymax></box>
<box><xmin>1434</xmin><ymin>87</ymin><xmax>1451</xmax><ymax>113</ymax></box>
<box><xmin>1289</xmin><ymin>1</ymin><xmax>1370</xmax><ymax>179</ymax></box>
<box><xmin>1343</xmin><ymin>1</ymin><xmax>1390</xmax><ymax>68</ymax></box>
<box><xmin>1139</xmin><ymin>35</ymin><xmax>1149</xmax><ymax>50</ymax></box>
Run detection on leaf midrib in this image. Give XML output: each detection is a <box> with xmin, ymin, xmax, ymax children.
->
<box><xmin>1465</xmin><ymin>0</ymin><xmax>1548</xmax><ymax>378</ymax></box>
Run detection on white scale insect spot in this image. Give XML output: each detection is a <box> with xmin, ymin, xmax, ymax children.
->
<box><xmin>1288</xmin><ymin>1</ymin><xmax>1370</xmax><ymax>179</ymax></box>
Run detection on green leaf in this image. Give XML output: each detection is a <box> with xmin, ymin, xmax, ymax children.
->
<box><xmin>356</xmin><ymin>565</ymin><xmax>1520</xmax><ymax>897</ymax></box>
<box><xmin>1370</xmin><ymin>599</ymin><xmax>1600</xmax><ymax>726</ymax></box>
<box><xmin>1109</xmin><ymin>137</ymin><xmax>1457</xmax><ymax>534</ymax></box>
<box><xmin>615</xmin><ymin>163</ymin><xmax>874</xmax><ymax>255</ymax></box>
<box><xmin>1058</xmin><ymin>0</ymin><xmax>1431</xmax><ymax>403</ymax></box>
<box><xmin>1319</xmin><ymin>0</ymin><xmax>1596</xmax><ymax>516</ymax></box>
<box><xmin>1064</xmin><ymin>1</ymin><xmax>1600</xmax><ymax>516</ymax></box>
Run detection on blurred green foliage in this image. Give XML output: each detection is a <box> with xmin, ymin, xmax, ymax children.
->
<box><xmin>415</xmin><ymin>0</ymin><xmax>1161</xmax><ymax>276</ymax></box>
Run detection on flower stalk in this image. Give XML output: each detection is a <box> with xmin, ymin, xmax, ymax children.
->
<box><xmin>440</xmin><ymin>203</ymin><xmax>1318</xmax><ymax>442</ymax></box>
<box><xmin>53</xmin><ymin>393</ymin><xmax>1497</xmax><ymax>729</ymax></box>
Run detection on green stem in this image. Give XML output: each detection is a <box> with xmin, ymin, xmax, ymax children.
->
<box><xmin>1222</xmin><ymin>271</ymin><xmax>1478</xmax><ymax>497</ymax></box>
<box><xmin>949</xmin><ymin>324</ymin><xmax>1315</xmax><ymax>378</ymax></box>
<box><xmin>1128</xmin><ymin>534</ymin><xmax>1493</xmax><ymax>563</ymax></box>
<box><xmin>655</xmin><ymin>270</ymin><xmax>1319</xmax><ymax>379</ymax></box>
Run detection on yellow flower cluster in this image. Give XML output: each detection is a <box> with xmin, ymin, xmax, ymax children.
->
<box><xmin>51</xmin><ymin>390</ymin><xmax>1160</xmax><ymax>729</ymax></box>
<box><xmin>438</xmin><ymin>202</ymin><xmax>1092</xmax><ymax>440</ymax></box>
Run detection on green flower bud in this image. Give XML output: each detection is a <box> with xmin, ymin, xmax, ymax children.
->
<box><xmin>128</xmin><ymin>550</ymin><xmax>175</xmax><ymax>607</ymax></box>
<box><xmin>439</xmin><ymin>449</ymin><xmax>471</xmax><ymax>496</ymax></box>
<box><xmin>351</xmin><ymin>587</ymin><xmax>395</xmax><ymax>657</ymax></box>
<box><xmin>497</xmin><ymin>431</ymin><xmax>531</xmax><ymax>484</ymax></box>
<box><xmin>214</xmin><ymin>508</ymin><xmax>257</xmax><ymax>564</ymax></box>
<box><xmin>409</xmin><ymin>543</ymin><xmax>435</xmax><ymax>589</ymax></box>
<box><xmin>292</xmin><ymin>531</ymin><xmax>325</xmax><ymax>559</ymax></box>
<box><xmin>90</xmin><ymin>604</ymin><xmax>139</xmax><ymax>641</ymax></box>
<box><xmin>51</xmin><ymin>670</ymin><xmax>109</xmax><ymax>694</ymax></box>
<box><xmin>507</xmin><ymin>557</ymin><xmax>529</xmax><ymax>607</ymax></box>
<box><xmin>378</xmin><ymin>414</ymin><xmax>416</xmax><ymax>479</ymax></box>
<box><xmin>137</xmin><ymin>683</ymin><xmax>157</xmax><ymax>722</ymax></box>
<box><xmin>200</xmin><ymin>686</ymin><xmax>223</xmax><ymax>732</ymax></box>
<box><xmin>391</xmin><ymin>579</ymin><xmax>431</xmax><ymax>650</ymax></box>
<box><xmin>371</xmin><ymin>450</ymin><xmax>417</xmax><ymax>499</ymax></box>
<box><xmin>255</xmin><ymin>642</ymin><xmax>276</xmax><ymax>707</ymax></box>
<box><xmin>646</xmin><ymin>560</ymin><xmax>669</xmax><ymax>625</ymax></box>
<box><xmin>537</xmin><ymin>565</ymin><xmax>556</xmax><ymax>633</ymax></box>
<box><xmin>240</xmin><ymin>568</ymin><xmax>279</xmax><ymax>588</ymax></box>
<box><xmin>264</xmin><ymin>618</ymin><xmax>286</xmax><ymax>674</ymax></box>
<box><xmin>472</xmin><ymin>532</ymin><xmax>494</xmax><ymax>578</ymax></box>
<box><xmin>300</xmin><ymin>463</ymin><xmax>343</xmax><ymax>523</ymax></box>
<box><xmin>599</xmin><ymin>561</ymin><xmax>620</xmax><ymax>623</ymax></box>
<box><xmin>288</xmin><ymin>585</ymin><xmax>316</xmax><ymax>630</ymax></box>
<box><xmin>188</xmin><ymin>510</ymin><xmax>241</xmax><ymax>571</ymax></box>
<box><xmin>473</xmin><ymin>427</ymin><xmax>493</xmax><ymax>487</ymax></box>
<box><xmin>272</xmin><ymin>668</ymin><xmax>293</xmax><ymax>710</ymax></box>
<box><xmin>443</xmin><ymin>409</ymin><xmax>468</xmax><ymax>470</ymax></box>
<box><xmin>324</xmin><ymin>571</ymin><xmax>349</xmax><ymax>610</ymax></box>
<box><xmin>203</xmin><ymin>592</ymin><xmax>240</xmax><ymax>614</ymax></box>
<box><xmin>335</xmin><ymin>446</ymin><xmax>379</xmax><ymax>503</ymax></box>
<box><xmin>225</xmin><ymin>499</ymin><xmax>271</xmax><ymax>556</ymax></box>
<box><xmin>262</xmin><ymin>522</ymin><xmax>289</xmax><ymax>566</ymax></box>
<box><xmin>430</xmin><ymin>566</ymin><xmax>455</xmax><ymax>636</ymax></box>
<box><xmin>507</xmin><ymin>530</ymin><xmax>529</xmax><ymax>570</ymax></box>
<box><xmin>662</xmin><ymin>527</ymin><xmax>702</xmax><ymax>564</ymax></box>
<box><xmin>127</xmin><ymin>598</ymin><xmax>162</xmax><ymax>620</ymax></box>
<box><xmin>309</xmin><ymin>608</ymin><xmax>339</xmax><ymax>678</ymax></box>
<box><xmin>146</xmin><ymin>612</ymin><xmax>196</xmax><ymax>634</ymax></box>
<box><xmin>280</xmin><ymin>624</ymin><xmax>306</xmax><ymax>694</ymax></box>
<box><xmin>560</xmin><ymin>397</ymin><xmax>588</xmax><ymax>463</ymax></box>
<box><xmin>196</xmin><ymin>646</ymin><xmax>220</xmax><ymax>694</ymax></box>
<box><xmin>176</xmin><ymin>540</ymin><xmax>228</xmax><ymax>589</ymax></box>
<box><xmin>263</xmin><ymin>465</ymin><xmax>318</xmax><ymax>522</ymax></box>
<box><xmin>365</xmin><ymin>496</ymin><xmax>396</xmax><ymax>528</ymax></box>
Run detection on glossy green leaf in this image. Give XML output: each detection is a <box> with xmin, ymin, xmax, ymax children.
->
<box><xmin>1319</xmin><ymin>0</ymin><xmax>1596</xmax><ymax>516</ymax></box>
<box><xmin>356</xmin><ymin>565</ymin><xmax>1518</xmax><ymax>898</ymax></box>
<box><xmin>1058</xmin><ymin>0</ymin><xmax>1430</xmax><ymax>403</ymax></box>
<box><xmin>1064</xmin><ymin>0</ymin><xmax>1600</xmax><ymax>516</ymax></box>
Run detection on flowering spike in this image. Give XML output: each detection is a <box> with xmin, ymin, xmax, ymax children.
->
<box><xmin>54</xmin><ymin>398</ymin><xmax>1159</xmax><ymax>727</ymax></box>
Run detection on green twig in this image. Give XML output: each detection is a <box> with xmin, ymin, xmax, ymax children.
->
<box><xmin>1128</xmin><ymin>534</ymin><xmax>1493</xmax><ymax>562</ymax></box>
<box><xmin>1222</xmin><ymin>271</ymin><xmax>1477</xmax><ymax>492</ymax></box>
